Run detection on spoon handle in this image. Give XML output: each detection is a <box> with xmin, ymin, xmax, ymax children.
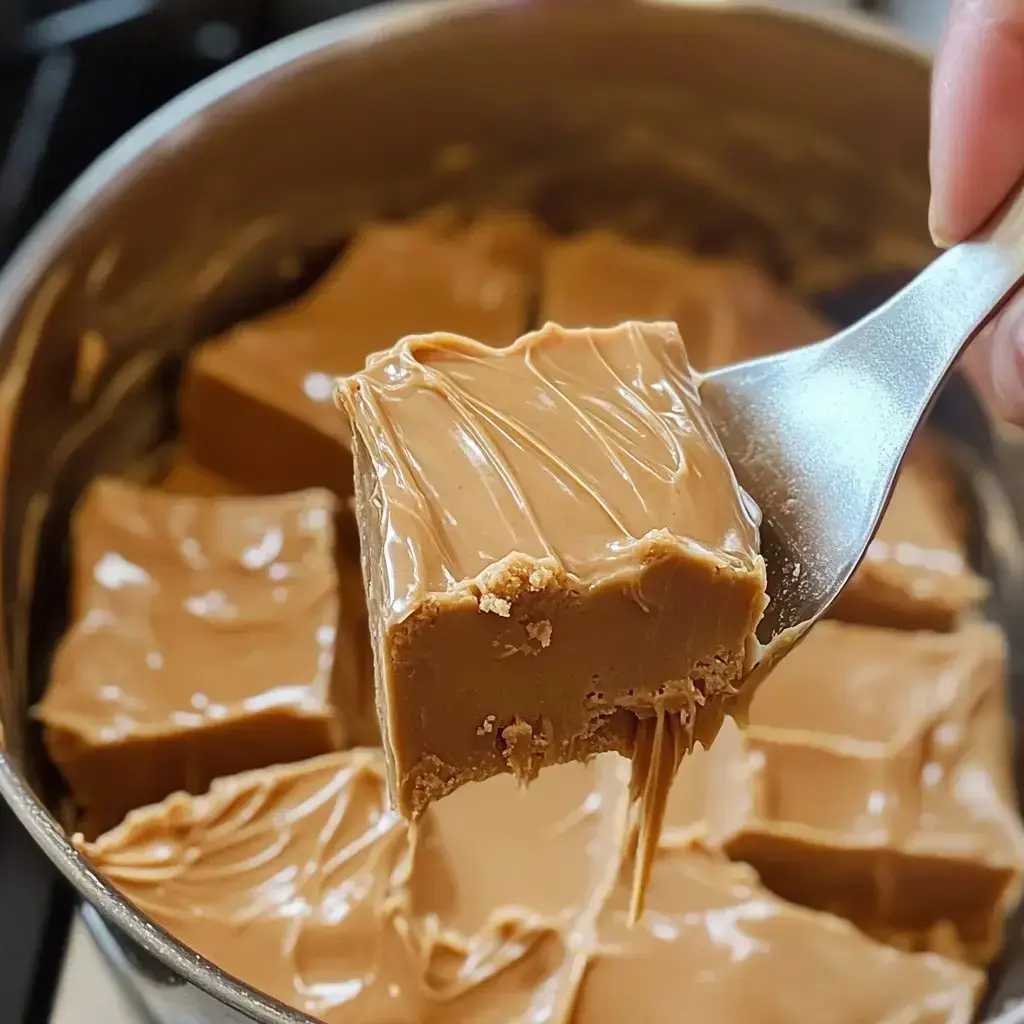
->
<box><xmin>841</xmin><ymin>180</ymin><xmax>1024</xmax><ymax>407</ymax></box>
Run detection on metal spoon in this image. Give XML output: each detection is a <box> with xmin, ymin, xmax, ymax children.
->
<box><xmin>699</xmin><ymin>181</ymin><xmax>1024</xmax><ymax>652</ymax></box>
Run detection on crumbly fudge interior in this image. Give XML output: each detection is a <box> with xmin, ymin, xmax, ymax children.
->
<box><xmin>42</xmin><ymin>208</ymin><xmax>1015</xmax><ymax>1023</ymax></box>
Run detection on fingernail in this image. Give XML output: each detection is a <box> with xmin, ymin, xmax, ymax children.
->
<box><xmin>928</xmin><ymin>204</ymin><xmax>954</xmax><ymax>250</ymax></box>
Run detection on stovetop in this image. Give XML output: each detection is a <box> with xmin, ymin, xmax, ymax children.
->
<box><xmin>0</xmin><ymin>1</ymin><xmax>938</xmax><ymax>1022</ymax></box>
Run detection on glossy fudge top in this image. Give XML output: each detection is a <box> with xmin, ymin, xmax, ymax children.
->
<box><xmin>335</xmin><ymin>321</ymin><xmax>762</xmax><ymax>621</ymax></box>
<box><xmin>77</xmin><ymin>749</ymin><xmax>983</xmax><ymax>1024</ymax></box>
<box><xmin>666</xmin><ymin>621</ymin><xmax>1022</xmax><ymax>858</ymax></box>
<box><xmin>78</xmin><ymin>751</ymin><xmax>629</xmax><ymax>1024</ymax></box>
<box><xmin>36</xmin><ymin>479</ymin><xmax>339</xmax><ymax>738</ymax></box>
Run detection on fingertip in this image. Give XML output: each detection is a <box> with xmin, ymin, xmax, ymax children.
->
<box><xmin>929</xmin><ymin>0</ymin><xmax>1024</xmax><ymax>244</ymax></box>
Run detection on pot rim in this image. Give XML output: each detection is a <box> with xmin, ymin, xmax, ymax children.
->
<box><xmin>0</xmin><ymin>2</ymin><xmax>928</xmax><ymax>1018</ymax></box>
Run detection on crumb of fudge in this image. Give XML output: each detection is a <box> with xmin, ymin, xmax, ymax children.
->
<box><xmin>479</xmin><ymin>593</ymin><xmax>511</xmax><ymax>617</ymax></box>
<box><xmin>526</xmin><ymin>620</ymin><xmax>552</xmax><ymax>648</ymax></box>
<box><xmin>501</xmin><ymin>717</ymin><xmax>554</xmax><ymax>782</ymax></box>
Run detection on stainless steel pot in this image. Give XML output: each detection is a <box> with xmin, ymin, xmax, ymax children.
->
<box><xmin>0</xmin><ymin>2</ymin><xmax>1016</xmax><ymax>1022</ymax></box>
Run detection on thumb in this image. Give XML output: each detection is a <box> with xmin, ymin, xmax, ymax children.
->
<box><xmin>929</xmin><ymin>0</ymin><xmax>1024</xmax><ymax>246</ymax></box>
<box><xmin>962</xmin><ymin>295</ymin><xmax>1024</xmax><ymax>426</ymax></box>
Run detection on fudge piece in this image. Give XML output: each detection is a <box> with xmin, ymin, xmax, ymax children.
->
<box><xmin>158</xmin><ymin>450</ymin><xmax>238</xmax><ymax>496</ymax></box>
<box><xmin>35</xmin><ymin>480</ymin><xmax>356</xmax><ymax>834</ymax></box>
<box><xmin>831</xmin><ymin>441</ymin><xmax>986</xmax><ymax>631</ymax></box>
<box><xmin>155</xmin><ymin>446</ymin><xmax>378</xmax><ymax>741</ymax></box>
<box><xmin>181</xmin><ymin>218</ymin><xmax>536</xmax><ymax>497</ymax></box>
<box><xmin>575</xmin><ymin>845</ymin><xmax>982</xmax><ymax>1024</ymax></box>
<box><xmin>460</xmin><ymin>209</ymin><xmax>549</xmax><ymax>277</ymax></box>
<box><xmin>541</xmin><ymin>232</ymin><xmax>828</xmax><ymax>370</ymax></box>
<box><xmin>77</xmin><ymin>750</ymin><xmax>628</xmax><ymax>1024</ymax></box>
<box><xmin>335</xmin><ymin>324</ymin><xmax>767</xmax><ymax>859</ymax></box>
<box><xmin>662</xmin><ymin>620</ymin><xmax>1024</xmax><ymax>964</ymax></box>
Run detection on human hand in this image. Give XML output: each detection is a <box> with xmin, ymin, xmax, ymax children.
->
<box><xmin>930</xmin><ymin>0</ymin><xmax>1024</xmax><ymax>423</ymax></box>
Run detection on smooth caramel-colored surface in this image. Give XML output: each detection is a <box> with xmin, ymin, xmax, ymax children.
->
<box><xmin>181</xmin><ymin>216</ymin><xmax>541</xmax><ymax>496</ymax></box>
<box><xmin>663</xmin><ymin>620</ymin><xmax>1024</xmax><ymax>963</ymax></box>
<box><xmin>580</xmin><ymin>847</ymin><xmax>981</xmax><ymax>1024</ymax></box>
<box><xmin>336</xmin><ymin>323</ymin><xmax>766</xmax><ymax>835</ymax></box>
<box><xmin>158</xmin><ymin>451</ymin><xmax>239</xmax><ymax>497</ymax></box>
<box><xmin>78</xmin><ymin>749</ymin><xmax>983</xmax><ymax>1024</ymax></box>
<box><xmin>161</xmin><ymin>449</ymin><xmax>378</xmax><ymax>745</ymax></box>
<box><xmin>35</xmin><ymin>479</ymin><xmax>352</xmax><ymax>834</ymax></box>
<box><xmin>541</xmin><ymin>231</ymin><xmax>829</xmax><ymax>370</ymax></box>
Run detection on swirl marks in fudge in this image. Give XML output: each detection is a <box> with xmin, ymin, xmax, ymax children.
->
<box><xmin>35</xmin><ymin>480</ymin><xmax>348</xmax><ymax>834</ymax></box>
<box><xmin>336</xmin><ymin>322</ymin><xmax>760</xmax><ymax>623</ymax></box>
<box><xmin>79</xmin><ymin>750</ymin><xmax>984</xmax><ymax>1024</ymax></box>
<box><xmin>78</xmin><ymin>752</ymin><xmax>628</xmax><ymax>1023</ymax></box>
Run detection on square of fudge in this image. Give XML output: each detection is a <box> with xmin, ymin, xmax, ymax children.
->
<box><xmin>76</xmin><ymin>750</ymin><xmax>627</xmax><ymax>1024</ymax></box>
<box><xmin>336</xmin><ymin>321</ymin><xmax>767</xmax><ymax>819</ymax></box>
<box><xmin>157</xmin><ymin>449</ymin><xmax>239</xmax><ymax>496</ymax></box>
<box><xmin>35</xmin><ymin>479</ymin><xmax>358</xmax><ymax>834</ymax></box>
<box><xmin>575</xmin><ymin>845</ymin><xmax>982</xmax><ymax>1024</ymax></box>
<box><xmin>541</xmin><ymin>232</ymin><xmax>829</xmax><ymax>370</ymax></box>
<box><xmin>156</xmin><ymin>446</ymin><xmax>378</xmax><ymax>743</ymax></box>
<box><xmin>830</xmin><ymin>439</ymin><xmax>986</xmax><ymax>631</ymax></box>
<box><xmin>181</xmin><ymin>216</ymin><xmax>540</xmax><ymax>497</ymax></box>
<box><xmin>663</xmin><ymin>620</ymin><xmax>1024</xmax><ymax>964</ymax></box>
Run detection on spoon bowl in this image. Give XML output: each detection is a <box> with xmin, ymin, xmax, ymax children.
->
<box><xmin>700</xmin><ymin>181</ymin><xmax>1024</xmax><ymax>647</ymax></box>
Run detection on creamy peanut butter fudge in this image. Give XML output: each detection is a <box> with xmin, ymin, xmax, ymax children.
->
<box><xmin>182</xmin><ymin>217</ymin><xmax>539</xmax><ymax>497</ymax></box>
<box><xmin>35</xmin><ymin>480</ymin><xmax>357</xmax><ymax>833</ymax></box>
<box><xmin>831</xmin><ymin>441</ymin><xmax>986</xmax><ymax>631</ymax></box>
<box><xmin>663</xmin><ymin>621</ymin><xmax>1024</xmax><ymax>964</ymax></box>
<box><xmin>578</xmin><ymin>846</ymin><xmax>982</xmax><ymax>1024</ymax></box>
<box><xmin>541</xmin><ymin>231</ymin><xmax>828</xmax><ymax>370</ymax></box>
<box><xmin>336</xmin><ymin>321</ymin><xmax>768</xmax><ymax>910</ymax></box>
<box><xmin>158</xmin><ymin>450</ymin><xmax>238</xmax><ymax>496</ymax></box>
<box><xmin>157</xmin><ymin>448</ymin><xmax>378</xmax><ymax>743</ymax></box>
<box><xmin>77</xmin><ymin>751</ymin><xmax>628</xmax><ymax>1024</ymax></box>
<box><xmin>78</xmin><ymin>750</ymin><xmax>982</xmax><ymax>1024</ymax></box>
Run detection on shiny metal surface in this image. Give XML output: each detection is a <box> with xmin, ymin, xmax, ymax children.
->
<box><xmin>703</xmin><ymin>180</ymin><xmax>1024</xmax><ymax>646</ymax></box>
<box><xmin>0</xmin><ymin>2</ymin><xmax>1017</xmax><ymax>1023</ymax></box>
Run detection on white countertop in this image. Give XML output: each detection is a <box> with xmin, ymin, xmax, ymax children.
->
<box><xmin>52</xmin><ymin>916</ymin><xmax>143</xmax><ymax>1024</ymax></box>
